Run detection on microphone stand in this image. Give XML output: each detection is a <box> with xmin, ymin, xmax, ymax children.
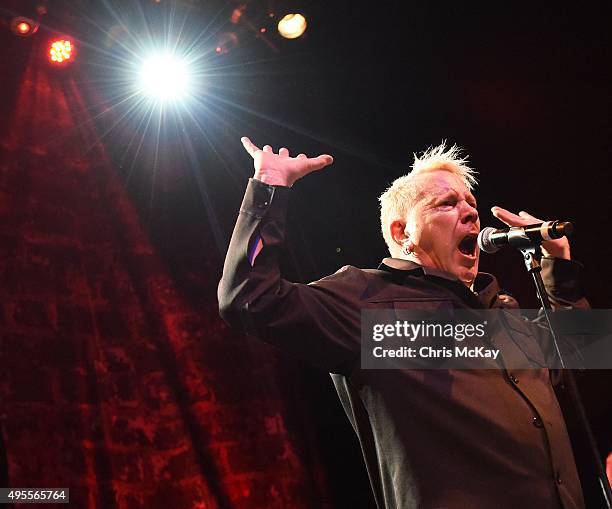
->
<box><xmin>520</xmin><ymin>246</ymin><xmax>612</xmax><ymax>508</ymax></box>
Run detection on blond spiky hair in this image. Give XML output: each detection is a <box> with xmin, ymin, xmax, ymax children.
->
<box><xmin>379</xmin><ymin>141</ymin><xmax>478</xmax><ymax>257</ymax></box>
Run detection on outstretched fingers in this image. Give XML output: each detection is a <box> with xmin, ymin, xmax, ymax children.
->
<box><xmin>306</xmin><ymin>154</ymin><xmax>334</xmax><ymax>171</ymax></box>
<box><xmin>491</xmin><ymin>206</ymin><xmax>542</xmax><ymax>227</ymax></box>
<box><xmin>241</xmin><ymin>137</ymin><xmax>261</xmax><ymax>157</ymax></box>
<box><xmin>518</xmin><ymin>210</ymin><xmax>542</xmax><ymax>222</ymax></box>
<box><xmin>240</xmin><ymin>138</ymin><xmax>334</xmax><ymax>182</ymax></box>
<box><xmin>491</xmin><ymin>206</ymin><xmax>519</xmax><ymax>225</ymax></box>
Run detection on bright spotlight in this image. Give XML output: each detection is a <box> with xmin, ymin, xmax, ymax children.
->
<box><xmin>10</xmin><ymin>17</ymin><xmax>39</xmax><ymax>37</ymax></box>
<box><xmin>138</xmin><ymin>54</ymin><xmax>191</xmax><ymax>101</ymax></box>
<box><xmin>49</xmin><ymin>38</ymin><xmax>75</xmax><ymax>64</ymax></box>
<box><xmin>277</xmin><ymin>13</ymin><xmax>307</xmax><ymax>39</ymax></box>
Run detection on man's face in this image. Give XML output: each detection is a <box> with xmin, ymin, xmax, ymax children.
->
<box><xmin>405</xmin><ymin>170</ymin><xmax>480</xmax><ymax>286</ymax></box>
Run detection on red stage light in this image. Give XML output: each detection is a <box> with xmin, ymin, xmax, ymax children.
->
<box><xmin>10</xmin><ymin>17</ymin><xmax>39</xmax><ymax>37</ymax></box>
<box><xmin>17</xmin><ymin>22</ymin><xmax>31</xmax><ymax>34</ymax></box>
<box><xmin>48</xmin><ymin>38</ymin><xmax>75</xmax><ymax>64</ymax></box>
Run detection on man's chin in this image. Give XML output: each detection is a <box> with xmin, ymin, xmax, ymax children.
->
<box><xmin>452</xmin><ymin>254</ymin><xmax>479</xmax><ymax>284</ymax></box>
<box><xmin>455</xmin><ymin>265</ymin><xmax>478</xmax><ymax>286</ymax></box>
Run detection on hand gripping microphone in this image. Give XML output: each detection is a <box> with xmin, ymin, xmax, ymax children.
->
<box><xmin>477</xmin><ymin>221</ymin><xmax>573</xmax><ymax>253</ymax></box>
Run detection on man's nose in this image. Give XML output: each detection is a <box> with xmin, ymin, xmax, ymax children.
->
<box><xmin>461</xmin><ymin>202</ymin><xmax>479</xmax><ymax>224</ymax></box>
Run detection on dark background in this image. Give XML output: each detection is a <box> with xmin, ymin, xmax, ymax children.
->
<box><xmin>0</xmin><ymin>0</ymin><xmax>610</xmax><ymax>507</ymax></box>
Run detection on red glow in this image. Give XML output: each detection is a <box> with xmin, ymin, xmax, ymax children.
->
<box><xmin>231</xmin><ymin>5</ymin><xmax>245</xmax><ymax>24</ymax></box>
<box><xmin>48</xmin><ymin>39</ymin><xmax>75</xmax><ymax>65</ymax></box>
<box><xmin>17</xmin><ymin>22</ymin><xmax>32</xmax><ymax>34</ymax></box>
<box><xmin>215</xmin><ymin>32</ymin><xmax>238</xmax><ymax>55</ymax></box>
<box><xmin>10</xmin><ymin>17</ymin><xmax>39</xmax><ymax>37</ymax></box>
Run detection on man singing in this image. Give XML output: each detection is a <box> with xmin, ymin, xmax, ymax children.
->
<box><xmin>218</xmin><ymin>138</ymin><xmax>586</xmax><ymax>508</ymax></box>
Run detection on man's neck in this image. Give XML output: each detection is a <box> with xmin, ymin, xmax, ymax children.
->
<box><xmin>400</xmin><ymin>254</ymin><xmax>476</xmax><ymax>290</ymax></box>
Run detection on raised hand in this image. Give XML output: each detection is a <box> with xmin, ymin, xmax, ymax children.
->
<box><xmin>491</xmin><ymin>206</ymin><xmax>571</xmax><ymax>259</ymax></box>
<box><xmin>241</xmin><ymin>137</ymin><xmax>334</xmax><ymax>187</ymax></box>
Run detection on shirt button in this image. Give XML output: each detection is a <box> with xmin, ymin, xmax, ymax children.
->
<box><xmin>556</xmin><ymin>474</ymin><xmax>563</xmax><ymax>485</ymax></box>
<box><xmin>532</xmin><ymin>417</ymin><xmax>544</xmax><ymax>428</ymax></box>
<box><xmin>510</xmin><ymin>375</ymin><xmax>519</xmax><ymax>384</ymax></box>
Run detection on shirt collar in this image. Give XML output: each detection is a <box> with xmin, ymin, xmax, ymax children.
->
<box><xmin>378</xmin><ymin>257</ymin><xmax>501</xmax><ymax>308</ymax></box>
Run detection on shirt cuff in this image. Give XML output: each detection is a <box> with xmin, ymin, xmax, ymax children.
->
<box><xmin>239</xmin><ymin>178</ymin><xmax>291</xmax><ymax>220</ymax></box>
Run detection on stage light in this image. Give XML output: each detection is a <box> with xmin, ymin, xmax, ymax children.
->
<box><xmin>17</xmin><ymin>22</ymin><xmax>31</xmax><ymax>34</ymax></box>
<box><xmin>10</xmin><ymin>17</ymin><xmax>39</xmax><ymax>37</ymax></box>
<box><xmin>48</xmin><ymin>38</ymin><xmax>75</xmax><ymax>64</ymax></box>
<box><xmin>137</xmin><ymin>53</ymin><xmax>191</xmax><ymax>101</ymax></box>
<box><xmin>277</xmin><ymin>13</ymin><xmax>307</xmax><ymax>39</ymax></box>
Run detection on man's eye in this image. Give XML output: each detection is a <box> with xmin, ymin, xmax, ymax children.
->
<box><xmin>441</xmin><ymin>199</ymin><xmax>456</xmax><ymax>206</ymax></box>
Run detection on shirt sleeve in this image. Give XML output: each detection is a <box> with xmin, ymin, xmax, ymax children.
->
<box><xmin>540</xmin><ymin>257</ymin><xmax>589</xmax><ymax>310</ymax></box>
<box><xmin>538</xmin><ymin>257</ymin><xmax>590</xmax><ymax>374</ymax></box>
<box><xmin>218</xmin><ymin>178</ymin><xmax>363</xmax><ymax>374</ymax></box>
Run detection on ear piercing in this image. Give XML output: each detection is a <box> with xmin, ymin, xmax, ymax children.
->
<box><xmin>402</xmin><ymin>239</ymin><xmax>414</xmax><ymax>256</ymax></box>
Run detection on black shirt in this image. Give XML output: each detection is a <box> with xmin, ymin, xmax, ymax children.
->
<box><xmin>218</xmin><ymin>179</ymin><xmax>587</xmax><ymax>509</ymax></box>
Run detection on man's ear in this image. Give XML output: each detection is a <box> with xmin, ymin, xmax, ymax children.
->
<box><xmin>390</xmin><ymin>220</ymin><xmax>408</xmax><ymax>248</ymax></box>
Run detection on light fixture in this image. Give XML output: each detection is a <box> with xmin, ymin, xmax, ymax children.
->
<box><xmin>48</xmin><ymin>38</ymin><xmax>75</xmax><ymax>64</ymax></box>
<box><xmin>137</xmin><ymin>53</ymin><xmax>191</xmax><ymax>101</ymax></box>
<box><xmin>10</xmin><ymin>17</ymin><xmax>39</xmax><ymax>37</ymax></box>
<box><xmin>277</xmin><ymin>13</ymin><xmax>307</xmax><ymax>39</ymax></box>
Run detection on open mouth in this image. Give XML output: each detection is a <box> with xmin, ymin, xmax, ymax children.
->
<box><xmin>457</xmin><ymin>233</ymin><xmax>478</xmax><ymax>257</ymax></box>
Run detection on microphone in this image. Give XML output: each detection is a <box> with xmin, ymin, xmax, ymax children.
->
<box><xmin>478</xmin><ymin>221</ymin><xmax>573</xmax><ymax>253</ymax></box>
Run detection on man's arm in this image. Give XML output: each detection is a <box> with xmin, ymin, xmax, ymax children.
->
<box><xmin>491</xmin><ymin>206</ymin><xmax>587</xmax><ymax>309</ymax></box>
<box><xmin>492</xmin><ymin>206</ymin><xmax>590</xmax><ymax>371</ymax></box>
<box><xmin>218</xmin><ymin>139</ymin><xmax>362</xmax><ymax>374</ymax></box>
<box><xmin>491</xmin><ymin>206</ymin><xmax>571</xmax><ymax>261</ymax></box>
